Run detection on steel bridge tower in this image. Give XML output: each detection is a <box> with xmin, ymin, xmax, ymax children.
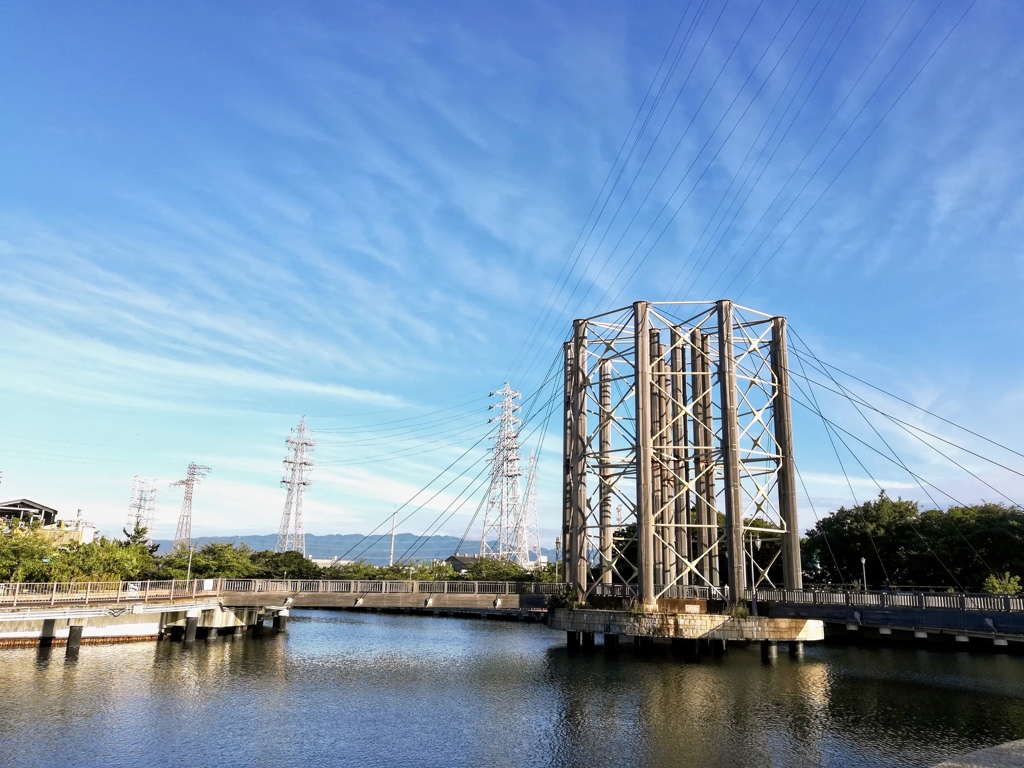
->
<box><xmin>171</xmin><ymin>463</ymin><xmax>210</xmax><ymax>551</ymax></box>
<box><xmin>276</xmin><ymin>417</ymin><xmax>315</xmax><ymax>555</ymax></box>
<box><xmin>480</xmin><ymin>383</ymin><xmax>526</xmax><ymax>562</ymax></box>
<box><xmin>562</xmin><ymin>300</ymin><xmax>802</xmax><ymax>608</ymax></box>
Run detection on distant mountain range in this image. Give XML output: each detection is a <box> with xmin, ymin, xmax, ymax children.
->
<box><xmin>153</xmin><ymin>533</ymin><xmax>555</xmax><ymax>566</ymax></box>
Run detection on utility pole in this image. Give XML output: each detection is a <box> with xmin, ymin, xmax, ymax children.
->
<box><xmin>171</xmin><ymin>463</ymin><xmax>210</xmax><ymax>552</ymax></box>
<box><xmin>277</xmin><ymin>417</ymin><xmax>315</xmax><ymax>556</ymax></box>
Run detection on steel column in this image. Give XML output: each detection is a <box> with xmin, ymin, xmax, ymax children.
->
<box><xmin>562</xmin><ymin>341</ymin><xmax>572</xmax><ymax>587</ymax></box>
<box><xmin>634</xmin><ymin>301</ymin><xmax>656</xmax><ymax>606</ymax></box>
<box><xmin>771</xmin><ymin>316</ymin><xmax>803</xmax><ymax>590</ymax></box>
<box><xmin>717</xmin><ymin>300</ymin><xmax>745</xmax><ymax>602</ymax></box>
<box><xmin>599</xmin><ymin>360</ymin><xmax>614</xmax><ymax>585</ymax></box>
<box><xmin>570</xmin><ymin>320</ymin><xmax>589</xmax><ymax>599</ymax></box>
<box><xmin>670</xmin><ymin>328</ymin><xmax>689</xmax><ymax>586</ymax></box>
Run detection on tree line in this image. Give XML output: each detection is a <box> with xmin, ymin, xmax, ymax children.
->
<box><xmin>0</xmin><ymin>522</ymin><xmax>560</xmax><ymax>584</ymax></box>
<box><xmin>4</xmin><ymin>496</ymin><xmax>1021</xmax><ymax>591</ymax></box>
<box><xmin>609</xmin><ymin>494</ymin><xmax>1024</xmax><ymax>593</ymax></box>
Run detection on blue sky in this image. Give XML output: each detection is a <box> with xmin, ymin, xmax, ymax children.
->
<box><xmin>2</xmin><ymin>1</ymin><xmax>1023</xmax><ymax>548</ymax></box>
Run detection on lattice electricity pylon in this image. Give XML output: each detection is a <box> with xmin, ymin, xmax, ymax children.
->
<box><xmin>563</xmin><ymin>300</ymin><xmax>802</xmax><ymax>608</ymax></box>
<box><xmin>171</xmin><ymin>463</ymin><xmax>211</xmax><ymax>551</ymax></box>
<box><xmin>480</xmin><ymin>383</ymin><xmax>525</xmax><ymax>561</ymax></box>
<box><xmin>126</xmin><ymin>476</ymin><xmax>158</xmax><ymax>542</ymax></box>
<box><xmin>521</xmin><ymin>451</ymin><xmax>543</xmax><ymax>565</ymax></box>
<box><xmin>277</xmin><ymin>417</ymin><xmax>315</xmax><ymax>556</ymax></box>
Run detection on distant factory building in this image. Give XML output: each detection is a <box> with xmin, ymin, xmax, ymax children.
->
<box><xmin>0</xmin><ymin>498</ymin><xmax>58</xmax><ymax>527</ymax></box>
<box><xmin>0</xmin><ymin>498</ymin><xmax>96</xmax><ymax>545</ymax></box>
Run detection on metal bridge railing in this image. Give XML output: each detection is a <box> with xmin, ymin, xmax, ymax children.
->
<box><xmin>6</xmin><ymin>579</ymin><xmax>1019</xmax><ymax>612</ymax></box>
<box><xmin>0</xmin><ymin>579</ymin><xmax>222</xmax><ymax>608</ymax></box>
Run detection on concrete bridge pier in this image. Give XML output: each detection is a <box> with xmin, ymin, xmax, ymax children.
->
<box><xmin>760</xmin><ymin>640</ymin><xmax>778</xmax><ymax>665</ymax></box>
<box><xmin>604</xmin><ymin>633</ymin><xmax>619</xmax><ymax>655</ymax></box>
<box><xmin>581</xmin><ymin>631</ymin><xmax>595</xmax><ymax>650</ymax></box>
<box><xmin>789</xmin><ymin>641</ymin><xmax>804</xmax><ymax>659</ymax></box>
<box><xmin>273</xmin><ymin>610</ymin><xmax>289</xmax><ymax>632</ymax></box>
<box><xmin>183</xmin><ymin>610</ymin><xmax>199</xmax><ymax>645</ymax></box>
<box><xmin>39</xmin><ymin>619</ymin><xmax>56</xmax><ymax>648</ymax></box>
<box><xmin>66</xmin><ymin>624</ymin><xmax>83</xmax><ymax>657</ymax></box>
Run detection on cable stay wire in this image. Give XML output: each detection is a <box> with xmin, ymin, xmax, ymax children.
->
<box><xmin>788</xmin><ymin>344</ymin><xmax>1024</xmax><ymax>463</ymax></box>
<box><xmin>597</xmin><ymin>0</ymin><xmax>817</xmax><ymax>307</ymax></box>
<box><xmin>794</xmin><ymin>460</ymin><xmax>848</xmax><ymax>582</ymax></box>
<box><xmin>505</xmin><ymin>0</ymin><xmax>708</xmax><ymax>380</ymax></box>
<box><xmin>789</xmin><ymin>331</ymin><xmax>1003</xmax><ymax>576</ymax></box>
<box><xmin>789</xmin><ymin>337</ymin><xmax>893</xmax><ymax>583</ymax></box>
<box><xmin>789</xmin><ymin>371</ymin><xmax>967</xmax><ymax>588</ymax></box>
<box><xmin>511</xmin><ymin>0</ymin><xmax>754</xmax><ymax>388</ymax></box>
<box><xmin>306</xmin><ymin>391</ymin><xmax>487</xmax><ymax>420</ymax></box>
<box><xmin>329</xmin><ymin>427</ymin><xmax>496</xmax><ymax>564</ymax></box>
<box><xmin>315</xmin><ymin>397</ymin><xmax>489</xmax><ymax>432</ymax></box>
<box><xmin>787</xmin><ymin>351</ymin><xmax>1024</xmax><ymax>485</ymax></box>
<box><xmin>535</xmin><ymin>0</ymin><xmax>737</xmax><ymax>337</ymax></box>
<box><xmin>340</xmin><ymin>453</ymin><xmax>491</xmax><ymax>565</ymax></box>
<box><xmin>731</xmin><ymin>0</ymin><xmax>978</xmax><ymax>297</ymax></box>
<box><xmin>395</xmin><ymin>460</ymin><xmax>494</xmax><ymax>563</ymax></box>
<box><xmin>668</xmin><ymin>0</ymin><xmax>862</xmax><ymax>298</ymax></box>
<box><xmin>317</xmin><ymin>418</ymin><xmax>487</xmax><ymax>450</ymax></box>
<box><xmin>698</xmin><ymin>0</ymin><xmax>925</xmax><ymax>297</ymax></box>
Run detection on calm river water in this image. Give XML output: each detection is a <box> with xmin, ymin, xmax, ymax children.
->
<box><xmin>2</xmin><ymin>610</ymin><xmax>1024</xmax><ymax>767</ymax></box>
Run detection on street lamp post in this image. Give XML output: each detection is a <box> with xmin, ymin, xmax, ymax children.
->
<box><xmin>860</xmin><ymin>556</ymin><xmax>867</xmax><ymax>592</ymax></box>
<box><xmin>554</xmin><ymin>536</ymin><xmax>561</xmax><ymax>583</ymax></box>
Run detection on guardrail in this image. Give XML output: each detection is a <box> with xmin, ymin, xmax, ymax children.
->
<box><xmin>589</xmin><ymin>583</ymin><xmax>1024</xmax><ymax>613</ymax></box>
<box><xmin>4</xmin><ymin>580</ymin><xmax>1020</xmax><ymax>613</ymax></box>
<box><xmin>0</xmin><ymin>579</ymin><xmax>222</xmax><ymax>608</ymax></box>
<box><xmin>0</xmin><ymin>579</ymin><xmax>568</xmax><ymax>608</ymax></box>
<box><xmin>749</xmin><ymin>588</ymin><xmax>1024</xmax><ymax>612</ymax></box>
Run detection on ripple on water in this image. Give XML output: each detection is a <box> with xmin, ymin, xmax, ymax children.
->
<box><xmin>1</xmin><ymin>612</ymin><xmax>1023</xmax><ymax>768</ymax></box>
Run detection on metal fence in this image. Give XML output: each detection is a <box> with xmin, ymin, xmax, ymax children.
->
<box><xmin>0</xmin><ymin>579</ymin><xmax>567</xmax><ymax>607</ymax></box>
<box><xmin>3</xmin><ymin>579</ymin><xmax>1021</xmax><ymax>613</ymax></box>
<box><xmin>0</xmin><ymin>579</ymin><xmax>222</xmax><ymax>607</ymax></box>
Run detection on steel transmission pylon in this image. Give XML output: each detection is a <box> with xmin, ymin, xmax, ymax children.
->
<box><xmin>127</xmin><ymin>476</ymin><xmax>158</xmax><ymax>543</ymax></box>
<box><xmin>276</xmin><ymin>417</ymin><xmax>315</xmax><ymax>555</ymax></box>
<box><xmin>171</xmin><ymin>463</ymin><xmax>210</xmax><ymax>551</ymax></box>
<box><xmin>480</xmin><ymin>383</ymin><xmax>526</xmax><ymax>562</ymax></box>
<box><xmin>522</xmin><ymin>451</ymin><xmax>543</xmax><ymax>565</ymax></box>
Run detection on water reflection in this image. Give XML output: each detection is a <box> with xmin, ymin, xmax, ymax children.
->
<box><xmin>1</xmin><ymin>612</ymin><xmax>1023</xmax><ymax>768</ymax></box>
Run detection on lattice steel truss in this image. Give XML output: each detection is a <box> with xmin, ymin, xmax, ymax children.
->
<box><xmin>563</xmin><ymin>300</ymin><xmax>802</xmax><ymax>607</ymax></box>
<box><xmin>277</xmin><ymin>417</ymin><xmax>315</xmax><ymax>556</ymax></box>
<box><xmin>522</xmin><ymin>451</ymin><xmax>543</xmax><ymax>565</ymax></box>
<box><xmin>171</xmin><ymin>462</ymin><xmax>211</xmax><ymax>551</ymax></box>
<box><xmin>127</xmin><ymin>475</ymin><xmax>158</xmax><ymax>543</ymax></box>
<box><xmin>480</xmin><ymin>383</ymin><xmax>526</xmax><ymax>562</ymax></box>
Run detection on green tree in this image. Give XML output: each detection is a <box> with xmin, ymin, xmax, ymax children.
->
<box><xmin>154</xmin><ymin>542</ymin><xmax>257</xmax><ymax>579</ymax></box>
<box><xmin>467</xmin><ymin>557</ymin><xmax>531</xmax><ymax>582</ymax></box>
<box><xmin>328</xmin><ymin>559</ymin><xmax>382</xmax><ymax>580</ymax></box>
<box><xmin>48</xmin><ymin>536</ymin><xmax>157</xmax><ymax>582</ymax></box>
<box><xmin>250</xmin><ymin>549</ymin><xmax>323</xmax><ymax>579</ymax></box>
<box><xmin>0</xmin><ymin>528</ymin><xmax>55</xmax><ymax>582</ymax></box>
<box><xmin>802</xmin><ymin>492</ymin><xmax>919</xmax><ymax>587</ymax></box>
<box><xmin>983</xmin><ymin>572</ymin><xmax>1021</xmax><ymax>594</ymax></box>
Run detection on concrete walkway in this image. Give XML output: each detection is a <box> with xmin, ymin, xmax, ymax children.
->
<box><xmin>934</xmin><ymin>739</ymin><xmax>1024</xmax><ymax>767</ymax></box>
